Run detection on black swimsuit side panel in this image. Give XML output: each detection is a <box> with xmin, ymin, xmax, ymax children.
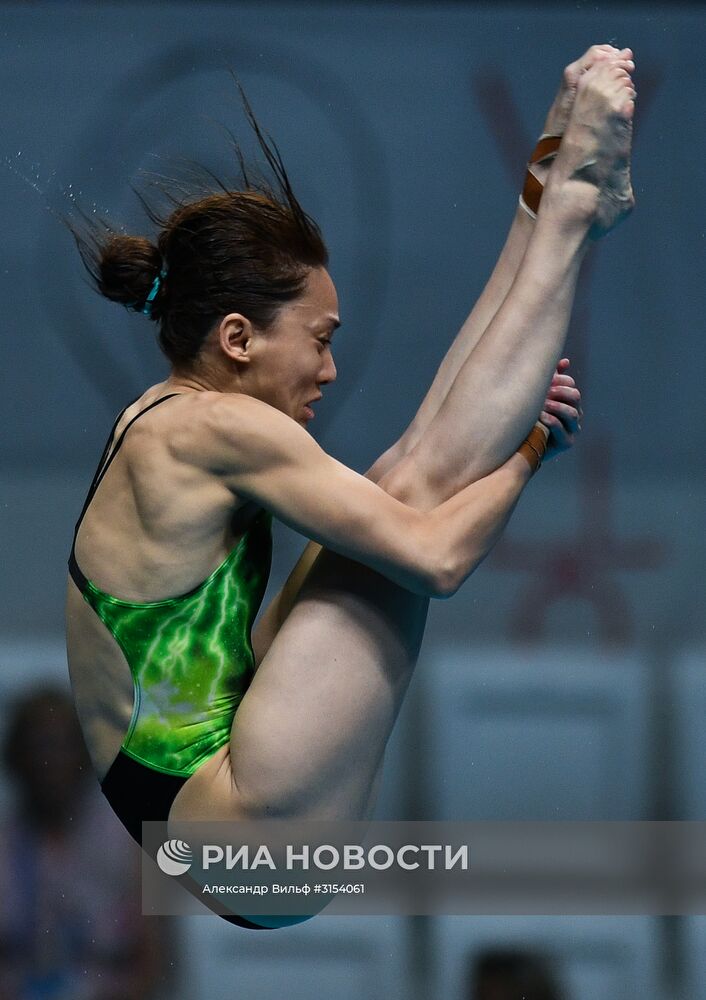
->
<box><xmin>101</xmin><ymin>752</ymin><xmax>269</xmax><ymax>929</ymax></box>
<box><xmin>100</xmin><ymin>750</ymin><xmax>188</xmax><ymax>844</ymax></box>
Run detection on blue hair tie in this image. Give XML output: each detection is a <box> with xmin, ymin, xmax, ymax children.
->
<box><xmin>142</xmin><ymin>266</ymin><xmax>167</xmax><ymax>316</ymax></box>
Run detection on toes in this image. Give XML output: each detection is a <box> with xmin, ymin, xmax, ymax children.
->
<box><xmin>566</xmin><ymin>43</ymin><xmax>621</xmax><ymax>79</ymax></box>
<box><xmin>581</xmin><ymin>44</ymin><xmax>632</xmax><ymax>68</ymax></box>
<box><xmin>578</xmin><ymin>59</ymin><xmax>636</xmax><ymax>115</ymax></box>
<box><xmin>562</xmin><ymin>64</ymin><xmax>582</xmax><ymax>89</ymax></box>
<box><xmin>608</xmin><ymin>63</ymin><xmax>633</xmax><ymax>79</ymax></box>
<box><xmin>613</xmin><ymin>59</ymin><xmax>635</xmax><ymax>72</ymax></box>
<box><xmin>587</xmin><ymin>43</ymin><xmax>620</xmax><ymax>61</ymax></box>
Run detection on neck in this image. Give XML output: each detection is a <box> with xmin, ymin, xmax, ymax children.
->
<box><xmin>165</xmin><ymin>367</ymin><xmax>234</xmax><ymax>394</ymax></box>
<box><xmin>164</xmin><ymin>372</ymin><xmax>214</xmax><ymax>392</ymax></box>
<box><xmin>165</xmin><ymin>352</ymin><xmax>246</xmax><ymax>394</ymax></box>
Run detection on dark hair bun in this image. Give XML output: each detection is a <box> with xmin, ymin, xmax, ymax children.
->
<box><xmin>98</xmin><ymin>235</ymin><xmax>164</xmax><ymax>318</ymax></box>
<box><xmin>67</xmin><ymin>81</ymin><xmax>328</xmax><ymax>361</ymax></box>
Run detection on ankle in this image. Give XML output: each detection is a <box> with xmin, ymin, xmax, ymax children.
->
<box><xmin>540</xmin><ymin>173</ymin><xmax>599</xmax><ymax>235</ymax></box>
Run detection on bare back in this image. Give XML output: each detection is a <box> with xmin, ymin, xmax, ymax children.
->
<box><xmin>65</xmin><ymin>383</ymin><xmax>255</xmax><ymax>780</ymax></box>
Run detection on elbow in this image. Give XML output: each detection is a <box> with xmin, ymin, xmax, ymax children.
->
<box><xmin>413</xmin><ymin>524</ymin><xmax>464</xmax><ymax>598</ymax></box>
<box><xmin>412</xmin><ymin>520</ymin><xmax>487</xmax><ymax>599</ymax></box>
<box><xmin>429</xmin><ymin>558</ymin><xmax>465</xmax><ymax>600</ymax></box>
<box><xmin>431</xmin><ymin>578</ymin><xmax>457</xmax><ymax>600</ymax></box>
<box><xmin>414</xmin><ymin>565</ymin><xmax>452</xmax><ymax>600</ymax></box>
<box><xmin>430</xmin><ymin>549</ymin><xmax>486</xmax><ymax>600</ymax></box>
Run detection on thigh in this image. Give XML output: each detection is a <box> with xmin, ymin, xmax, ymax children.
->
<box><xmin>169</xmin><ymin>541</ymin><xmax>429</xmax><ymax>828</ymax></box>
<box><xmin>169</xmin><ymin>656</ymin><xmax>390</xmax><ymax>832</ymax></box>
<box><xmin>228</xmin><ymin>549</ymin><xmax>429</xmax><ymax>819</ymax></box>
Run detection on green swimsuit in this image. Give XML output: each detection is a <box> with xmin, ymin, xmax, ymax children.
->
<box><xmin>68</xmin><ymin>393</ymin><xmax>272</xmax><ymax>841</ymax></box>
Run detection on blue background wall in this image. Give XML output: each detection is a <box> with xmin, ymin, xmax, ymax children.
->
<box><xmin>1</xmin><ymin>3</ymin><xmax>704</xmax><ymax>999</ymax></box>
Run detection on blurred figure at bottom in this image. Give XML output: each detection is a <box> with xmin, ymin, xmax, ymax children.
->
<box><xmin>0</xmin><ymin>683</ymin><xmax>174</xmax><ymax>1000</ymax></box>
<box><xmin>468</xmin><ymin>946</ymin><xmax>565</xmax><ymax>1000</ymax></box>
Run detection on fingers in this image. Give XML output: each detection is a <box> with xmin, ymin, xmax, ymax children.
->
<box><xmin>542</xmin><ymin>357</ymin><xmax>584</xmax><ymax>454</ymax></box>
<box><xmin>551</xmin><ymin>372</ymin><xmax>576</xmax><ymax>387</ymax></box>
<box><xmin>548</xmin><ymin>383</ymin><xmax>581</xmax><ymax>404</ymax></box>
<box><xmin>543</xmin><ymin>398</ymin><xmax>581</xmax><ymax>432</ymax></box>
<box><xmin>540</xmin><ymin>410</ymin><xmax>575</xmax><ymax>451</ymax></box>
<box><xmin>544</xmin><ymin>371</ymin><xmax>583</xmax><ymax>431</ymax></box>
<box><xmin>552</xmin><ymin>358</ymin><xmax>572</xmax><ymax>383</ymax></box>
<box><xmin>551</xmin><ymin>356</ymin><xmax>575</xmax><ymax>384</ymax></box>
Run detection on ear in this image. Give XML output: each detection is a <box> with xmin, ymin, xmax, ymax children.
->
<box><xmin>218</xmin><ymin>312</ymin><xmax>254</xmax><ymax>366</ymax></box>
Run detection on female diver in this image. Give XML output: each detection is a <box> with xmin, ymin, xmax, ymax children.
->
<box><xmin>65</xmin><ymin>46</ymin><xmax>635</xmax><ymax>926</ymax></box>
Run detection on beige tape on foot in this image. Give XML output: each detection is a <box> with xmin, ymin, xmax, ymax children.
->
<box><xmin>519</xmin><ymin>134</ymin><xmax>563</xmax><ymax>219</ymax></box>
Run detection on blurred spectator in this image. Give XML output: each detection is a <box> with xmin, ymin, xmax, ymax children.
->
<box><xmin>0</xmin><ymin>683</ymin><xmax>175</xmax><ymax>1000</ymax></box>
<box><xmin>468</xmin><ymin>946</ymin><xmax>565</xmax><ymax>1000</ymax></box>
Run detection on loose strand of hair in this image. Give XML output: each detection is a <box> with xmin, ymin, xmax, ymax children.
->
<box><xmin>218</xmin><ymin>121</ymin><xmax>253</xmax><ymax>189</ymax></box>
<box><xmin>229</xmin><ymin>73</ymin><xmax>318</xmax><ymax>241</ymax></box>
<box><xmin>61</xmin><ymin>201</ymin><xmax>121</xmax><ymax>292</ymax></box>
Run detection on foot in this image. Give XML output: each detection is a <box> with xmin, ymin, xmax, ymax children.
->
<box><xmin>532</xmin><ymin>44</ymin><xmax>634</xmax><ymax>188</ymax></box>
<box><xmin>543</xmin><ymin>56</ymin><xmax>636</xmax><ymax>238</ymax></box>
<box><xmin>543</xmin><ymin>44</ymin><xmax>631</xmax><ymax>135</ymax></box>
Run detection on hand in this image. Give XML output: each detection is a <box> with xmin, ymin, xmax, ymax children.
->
<box><xmin>540</xmin><ymin>358</ymin><xmax>582</xmax><ymax>459</ymax></box>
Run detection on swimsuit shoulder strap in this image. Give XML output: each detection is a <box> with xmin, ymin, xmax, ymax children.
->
<box><xmin>69</xmin><ymin>392</ymin><xmax>181</xmax><ymax>590</ymax></box>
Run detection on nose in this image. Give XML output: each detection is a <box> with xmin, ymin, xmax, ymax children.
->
<box><xmin>320</xmin><ymin>352</ymin><xmax>337</xmax><ymax>385</ymax></box>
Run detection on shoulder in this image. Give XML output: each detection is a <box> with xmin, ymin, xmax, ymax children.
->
<box><xmin>167</xmin><ymin>391</ymin><xmax>306</xmax><ymax>476</ymax></box>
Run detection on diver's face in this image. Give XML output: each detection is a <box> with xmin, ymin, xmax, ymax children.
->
<box><xmin>245</xmin><ymin>267</ymin><xmax>339</xmax><ymax>426</ymax></box>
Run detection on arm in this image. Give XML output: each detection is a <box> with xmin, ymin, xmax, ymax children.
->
<box><xmin>207</xmin><ymin>394</ymin><xmax>532</xmax><ymax>599</ymax></box>
<box><xmin>251</xmin><ymin>369</ymin><xmax>581</xmax><ymax>661</ymax></box>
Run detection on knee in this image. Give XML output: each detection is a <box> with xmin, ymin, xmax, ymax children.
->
<box><xmin>376</xmin><ymin>451</ymin><xmax>441</xmax><ymax>512</ymax></box>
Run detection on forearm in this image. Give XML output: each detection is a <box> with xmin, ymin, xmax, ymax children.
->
<box><xmin>290</xmin><ymin>452</ymin><xmax>531</xmax><ymax>601</ymax></box>
<box><xmin>429</xmin><ymin>451</ymin><xmax>533</xmax><ymax>596</ymax></box>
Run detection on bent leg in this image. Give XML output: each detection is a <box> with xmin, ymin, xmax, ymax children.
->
<box><xmin>234</xmin><ymin>553</ymin><xmax>429</xmax><ymax>818</ymax></box>
<box><xmin>250</xmin><ymin>196</ymin><xmax>587</xmax><ymax>675</ymax></box>
<box><xmin>251</xmin><ymin>47</ymin><xmax>632</xmax><ymax>661</ymax></box>
<box><xmin>171</xmin><ymin>55</ymin><xmax>634</xmax><ymax>825</ymax></box>
<box><xmin>368</xmin><ymin>43</ymin><xmax>631</xmax><ymax>483</ymax></box>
